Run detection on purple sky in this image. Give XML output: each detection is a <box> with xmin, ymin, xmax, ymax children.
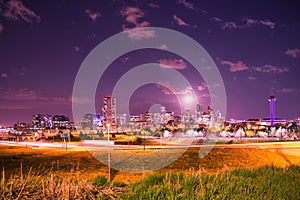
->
<box><xmin>0</xmin><ymin>0</ymin><xmax>300</xmax><ymax>126</ymax></box>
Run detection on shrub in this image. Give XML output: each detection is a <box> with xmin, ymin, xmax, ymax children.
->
<box><xmin>92</xmin><ymin>175</ymin><xmax>108</xmax><ymax>186</ymax></box>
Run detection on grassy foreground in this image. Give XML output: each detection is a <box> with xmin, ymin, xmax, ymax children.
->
<box><xmin>125</xmin><ymin>166</ymin><xmax>300</xmax><ymax>200</ymax></box>
<box><xmin>0</xmin><ymin>145</ymin><xmax>300</xmax><ymax>199</ymax></box>
<box><xmin>0</xmin><ymin>165</ymin><xmax>299</xmax><ymax>199</ymax></box>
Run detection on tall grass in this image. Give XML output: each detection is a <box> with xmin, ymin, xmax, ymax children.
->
<box><xmin>124</xmin><ymin>165</ymin><xmax>300</xmax><ymax>200</ymax></box>
<box><xmin>0</xmin><ymin>165</ymin><xmax>299</xmax><ymax>199</ymax></box>
<box><xmin>0</xmin><ymin>167</ymin><xmax>97</xmax><ymax>199</ymax></box>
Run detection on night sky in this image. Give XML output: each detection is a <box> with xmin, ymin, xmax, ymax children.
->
<box><xmin>0</xmin><ymin>0</ymin><xmax>300</xmax><ymax>126</ymax></box>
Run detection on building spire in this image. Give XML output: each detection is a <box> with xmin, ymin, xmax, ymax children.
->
<box><xmin>268</xmin><ymin>95</ymin><xmax>276</xmax><ymax>126</ymax></box>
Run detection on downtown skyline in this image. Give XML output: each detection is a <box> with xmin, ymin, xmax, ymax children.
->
<box><xmin>0</xmin><ymin>0</ymin><xmax>300</xmax><ymax>126</ymax></box>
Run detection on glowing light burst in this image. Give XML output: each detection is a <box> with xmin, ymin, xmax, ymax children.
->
<box><xmin>183</xmin><ymin>94</ymin><xmax>194</xmax><ymax>104</ymax></box>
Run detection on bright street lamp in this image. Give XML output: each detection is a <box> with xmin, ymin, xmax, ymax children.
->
<box><xmin>107</xmin><ymin>123</ymin><xmax>111</xmax><ymax>182</ymax></box>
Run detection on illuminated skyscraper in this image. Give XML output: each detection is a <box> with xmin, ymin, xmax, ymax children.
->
<box><xmin>196</xmin><ymin>104</ymin><xmax>202</xmax><ymax>118</ymax></box>
<box><xmin>160</xmin><ymin>106</ymin><xmax>166</xmax><ymax>113</ymax></box>
<box><xmin>268</xmin><ymin>95</ymin><xmax>276</xmax><ymax>126</ymax></box>
<box><xmin>102</xmin><ymin>96</ymin><xmax>116</xmax><ymax>128</ymax></box>
<box><xmin>144</xmin><ymin>112</ymin><xmax>152</xmax><ymax>122</ymax></box>
<box><xmin>32</xmin><ymin>114</ymin><xmax>52</xmax><ymax>128</ymax></box>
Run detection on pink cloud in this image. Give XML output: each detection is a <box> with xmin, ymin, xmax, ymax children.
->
<box><xmin>197</xmin><ymin>83</ymin><xmax>207</xmax><ymax>91</ymax></box>
<box><xmin>51</xmin><ymin>97</ymin><xmax>71</xmax><ymax>105</ymax></box>
<box><xmin>155</xmin><ymin>83</ymin><xmax>173</xmax><ymax>95</ymax></box>
<box><xmin>221</xmin><ymin>60</ymin><xmax>289</xmax><ymax>74</ymax></box>
<box><xmin>252</xmin><ymin>65</ymin><xmax>289</xmax><ymax>73</ymax></box>
<box><xmin>0</xmin><ymin>88</ymin><xmax>66</xmax><ymax>102</ymax></box>
<box><xmin>220</xmin><ymin>60</ymin><xmax>249</xmax><ymax>72</ymax></box>
<box><xmin>1</xmin><ymin>73</ymin><xmax>8</xmax><ymax>78</ymax></box>
<box><xmin>177</xmin><ymin>0</ymin><xmax>195</xmax><ymax>9</ymax></box>
<box><xmin>2</xmin><ymin>0</ymin><xmax>41</xmax><ymax>23</ymax></box>
<box><xmin>0</xmin><ymin>88</ymin><xmax>42</xmax><ymax>100</ymax></box>
<box><xmin>201</xmin><ymin>93</ymin><xmax>210</xmax><ymax>98</ymax></box>
<box><xmin>222</xmin><ymin>22</ymin><xmax>239</xmax><ymax>29</ymax></box>
<box><xmin>245</xmin><ymin>17</ymin><xmax>258</xmax><ymax>26</ymax></box>
<box><xmin>248</xmin><ymin>76</ymin><xmax>256</xmax><ymax>80</ymax></box>
<box><xmin>136</xmin><ymin>21</ymin><xmax>150</xmax><ymax>28</ymax></box>
<box><xmin>173</xmin><ymin>15</ymin><xmax>189</xmax><ymax>26</ymax></box>
<box><xmin>120</xmin><ymin>6</ymin><xmax>144</xmax><ymax>25</ymax></box>
<box><xmin>0</xmin><ymin>23</ymin><xmax>3</xmax><ymax>33</ymax></box>
<box><xmin>70</xmin><ymin>96</ymin><xmax>93</xmax><ymax>104</ymax></box>
<box><xmin>74</xmin><ymin>46</ymin><xmax>81</xmax><ymax>52</ymax></box>
<box><xmin>281</xmin><ymin>88</ymin><xmax>296</xmax><ymax>93</ymax></box>
<box><xmin>155</xmin><ymin>81</ymin><xmax>193</xmax><ymax>96</ymax></box>
<box><xmin>212</xmin><ymin>16</ymin><xmax>276</xmax><ymax>30</ymax></box>
<box><xmin>243</xmin><ymin>17</ymin><xmax>270</xmax><ymax>29</ymax></box>
<box><xmin>148</xmin><ymin>3</ymin><xmax>159</xmax><ymax>8</ymax></box>
<box><xmin>260</xmin><ymin>19</ymin><xmax>275</xmax><ymax>29</ymax></box>
<box><xmin>85</xmin><ymin>9</ymin><xmax>101</xmax><ymax>21</ymax></box>
<box><xmin>0</xmin><ymin>87</ymin><xmax>72</xmax><ymax>111</ymax></box>
<box><xmin>120</xmin><ymin>57</ymin><xmax>130</xmax><ymax>63</ymax></box>
<box><xmin>158</xmin><ymin>44</ymin><xmax>168</xmax><ymax>50</ymax></box>
<box><xmin>159</xmin><ymin>58</ymin><xmax>187</xmax><ymax>70</ymax></box>
<box><xmin>0</xmin><ymin>104</ymin><xmax>32</xmax><ymax>110</ymax></box>
<box><xmin>211</xmin><ymin>17</ymin><xmax>223</xmax><ymax>22</ymax></box>
<box><xmin>285</xmin><ymin>48</ymin><xmax>300</xmax><ymax>58</ymax></box>
<box><xmin>120</xmin><ymin>7</ymin><xmax>154</xmax><ymax>40</ymax></box>
<box><xmin>122</xmin><ymin>26</ymin><xmax>155</xmax><ymax>40</ymax></box>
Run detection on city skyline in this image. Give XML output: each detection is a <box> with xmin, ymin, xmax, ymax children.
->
<box><xmin>0</xmin><ymin>94</ymin><xmax>294</xmax><ymax>127</ymax></box>
<box><xmin>1</xmin><ymin>0</ymin><xmax>300</xmax><ymax>126</ymax></box>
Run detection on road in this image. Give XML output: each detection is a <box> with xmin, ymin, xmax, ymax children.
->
<box><xmin>0</xmin><ymin>139</ymin><xmax>300</xmax><ymax>156</ymax></box>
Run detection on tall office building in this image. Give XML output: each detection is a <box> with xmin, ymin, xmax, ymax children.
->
<box><xmin>268</xmin><ymin>95</ymin><xmax>276</xmax><ymax>126</ymax></box>
<box><xmin>144</xmin><ymin>112</ymin><xmax>152</xmax><ymax>122</ymax></box>
<box><xmin>196</xmin><ymin>104</ymin><xmax>202</xmax><ymax>118</ymax></box>
<box><xmin>102</xmin><ymin>96</ymin><xmax>116</xmax><ymax>128</ymax></box>
<box><xmin>81</xmin><ymin>114</ymin><xmax>102</xmax><ymax>129</ymax></box>
<box><xmin>160</xmin><ymin>106</ymin><xmax>166</xmax><ymax>113</ymax></box>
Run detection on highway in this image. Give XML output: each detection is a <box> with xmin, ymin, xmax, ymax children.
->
<box><xmin>0</xmin><ymin>139</ymin><xmax>300</xmax><ymax>156</ymax></box>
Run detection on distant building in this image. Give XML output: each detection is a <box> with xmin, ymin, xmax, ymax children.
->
<box><xmin>172</xmin><ymin>115</ymin><xmax>181</xmax><ymax>124</ymax></box>
<box><xmin>144</xmin><ymin>112</ymin><xmax>152</xmax><ymax>122</ymax></box>
<box><xmin>130</xmin><ymin>115</ymin><xmax>140</xmax><ymax>122</ymax></box>
<box><xmin>201</xmin><ymin>114</ymin><xmax>210</xmax><ymax>125</ymax></box>
<box><xmin>52</xmin><ymin>115</ymin><xmax>70</xmax><ymax>128</ymax></box>
<box><xmin>152</xmin><ymin>113</ymin><xmax>162</xmax><ymax>125</ymax></box>
<box><xmin>260</xmin><ymin>118</ymin><xmax>287</xmax><ymax>126</ymax></box>
<box><xmin>196</xmin><ymin>104</ymin><xmax>202</xmax><ymax>119</ymax></box>
<box><xmin>81</xmin><ymin>114</ymin><xmax>102</xmax><ymax>129</ymax></box>
<box><xmin>246</xmin><ymin>118</ymin><xmax>287</xmax><ymax>128</ymax></box>
<box><xmin>116</xmin><ymin>114</ymin><xmax>126</xmax><ymax>126</ymax></box>
<box><xmin>14</xmin><ymin>122</ymin><xmax>31</xmax><ymax>131</ymax></box>
<box><xmin>102</xmin><ymin>96</ymin><xmax>116</xmax><ymax>129</ymax></box>
<box><xmin>32</xmin><ymin>114</ymin><xmax>52</xmax><ymax>128</ymax></box>
<box><xmin>296</xmin><ymin>117</ymin><xmax>300</xmax><ymax>126</ymax></box>
<box><xmin>165</xmin><ymin>112</ymin><xmax>174</xmax><ymax>123</ymax></box>
<box><xmin>160</xmin><ymin>106</ymin><xmax>166</xmax><ymax>113</ymax></box>
<box><xmin>182</xmin><ymin>109</ymin><xmax>191</xmax><ymax>124</ymax></box>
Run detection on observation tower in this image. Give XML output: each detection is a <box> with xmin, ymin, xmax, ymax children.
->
<box><xmin>268</xmin><ymin>95</ymin><xmax>276</xmax><ymax>126</ymax></box>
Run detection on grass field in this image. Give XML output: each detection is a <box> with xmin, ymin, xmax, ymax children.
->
<box><xmin>0</xmin><ymin>144</ymin><xmax>299</xmax><ymax>199</ymax></box>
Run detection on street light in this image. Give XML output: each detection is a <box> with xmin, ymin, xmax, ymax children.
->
<box><xmin>107</xmin><ymin>123</ymin><xmax>110</xmax><ymax>142</ymax></box>
<box><xmin>142</xmin><ymin>129</ymin><xmax>146</xmax><ymax>150</ymax></box>
<box><xmin>107</xmin><ymin>124</ymin><xmax>111</xmax><ymax>182</ymax></box>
